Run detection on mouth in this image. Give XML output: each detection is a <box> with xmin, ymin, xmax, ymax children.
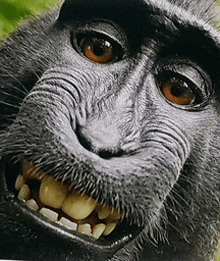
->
<box><xmin>5</xmin><ymin>159</ymin><xmax>144</xmax><ymax>250</ymax></box>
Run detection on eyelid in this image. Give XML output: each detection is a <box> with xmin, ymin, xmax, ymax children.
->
<box><xmin>155</xmin><ymin>61</ymin><xmax>210</xmax><ymax>97</ymax></box>
<box><xmin>154</xmin><ymin>57</ymin><xmax>213</xmax><ymax>109</ymax></box>
<box><xmin>72</xmin><ymin>22</ymin><xmax>128</xmax><ymax>63</ymax></box>
<box><xmin>75</xmin><ymin>21</ymin><xmax>128</xmax><ymax>51</ymax></box>
<box><xmin>167</xmin><ymin>64</ymin><xmax>207</xmax><ymax>95</ymax></box>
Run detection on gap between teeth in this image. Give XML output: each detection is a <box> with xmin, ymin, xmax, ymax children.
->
<box><xmin>15</xmin><ymin>161</ymin><xmax>124</xmax><ymax>240</ymax></box>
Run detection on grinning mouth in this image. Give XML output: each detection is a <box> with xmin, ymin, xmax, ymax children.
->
<box><xmin>14</xmin><ymin>161</ymin><xmax>136</xmax><ymax>243</ymax></box>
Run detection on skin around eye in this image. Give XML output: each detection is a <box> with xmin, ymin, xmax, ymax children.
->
<box><xmin>160</xmin><ymin>77</ymin><xmax>196</xmax><ymax>105</ymax></box>
<box><xmin>82</xmin><ymin>37</ymin><xmax>114</xmax><ymax>63</ymax></box>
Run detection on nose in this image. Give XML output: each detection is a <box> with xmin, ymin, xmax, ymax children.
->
<box><xmin>75</xmin><ymin>118</ymin><xmax>124</xmax><ymax>159</ymax></box>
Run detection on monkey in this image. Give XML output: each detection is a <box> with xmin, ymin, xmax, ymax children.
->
<box><xmin>0</xmin><ymin>0</ymin><xmax>220</xmax><ymax>260</ymax></box>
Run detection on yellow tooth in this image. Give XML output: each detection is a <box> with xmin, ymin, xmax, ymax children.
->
<box><xmin>39</xmin><ymin>176</ymin><xmax>68</xmax><ymax>209</ymax></box>
<box><xmin>15</xmin><ymin>175</ymin><xmax>25</xmax><ymax>191</ymax></box>
<box><xmin>103</xmin><ymin>222</ymin><xmax>117</xmax><ymax>236</ymax></box>
<box><xmin>97</xmin><ymin>205</ymin><xmax>112</xmax><ymax>220</ymax></box>
<box><xmin>61</xmin><ymin>193</ymin><xmax>97</xmax><ymax>220</ymax></box>
<box><xmin>77</xmin><ymin>223</ymin><xmax>92</xmax><ymax>236</ymax></box>
<box><xmin>23</xmin><ymin>161</ymin><xmax>45</xmax><ymax>180</ymax></box>
<box><xmin>59</xmin><ymin>217</ymin><xmax>77</xmax><ymax>231</ymax></box>
<box><xmin>26</xmin><ymin>199</ymin><xmax>39</xmax><ymax>211</ymax></box>
<box><xmin>18</xmin><ymin>184</ymin><xmax>30</xmax><ymax>202</ymax></box>
<box><xmin>92</xmin><ymin>223</ymin><xmax>106</xmax><ymax>240</ymax></box>
<box><xmin>107</xmin><ymin>209</ymin><xmax>123</xmax><ymax>221</ymax></box>
<box><xmin>39</xmin><ymin>207</ymin><xmax>58</xmax><ymax>222</ymax></box>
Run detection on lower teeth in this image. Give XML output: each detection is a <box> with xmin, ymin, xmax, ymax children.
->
<box><xmin>15</xmin><ymin>162</ymin><xmax>124</xmax><ymax>240</ymax></box>
<box><xmin>39</xmin><ymin>207</ymin><xmax>59</xmax><ymax>222</ymax></box>
<box><xmin>26</xmin><ymin>199</ymin><xmax>39</xmax><ymax>211</ymax></box>
<box><xmin>59</xmin><ymin>217</ymin><xmax>77</xmax><ymax>231</ymax></box>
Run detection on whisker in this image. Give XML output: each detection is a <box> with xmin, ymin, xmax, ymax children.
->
<box><xmin>1</xmin><ymin>91</ymin><xmax>23</xmax><ymax>101</ymax></box>
<box><xmin>0</xmin><ymin>100</ymin><xmax>21</xmax><ymax>109</ymax></box>
<box><xmin>5</xmin><ymin>71</ymin><xmax>29</xmax><ymax>94</ymax></box>
<box><xmin>3</xmin><ymin>82</ymin><xmax>28</xmax><ymax>96</ymax></box>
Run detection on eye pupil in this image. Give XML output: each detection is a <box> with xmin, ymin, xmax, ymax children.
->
<box><xmin>93</xmin><ymin>41</ymin><xmax>111</xmax><ymax>56</ymax></box>
<box><xmin>170</xmin><ymin>80</ymin><xmax>190</xmax><ymax>97</ymax></box>
<box><xmin>93</xmin><ymin>44</ymin><xmax>105</xmax><ymax>56</ymax></box>
<box><xmin>171</xmin><ymin>85</ymin><xmax>182</xmax><ymax>97</ymax></box>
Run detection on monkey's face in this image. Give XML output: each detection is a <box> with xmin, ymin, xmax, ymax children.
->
<box><xmin>0</xmin><ymin>0</ymin><xmax>220</xmax><ymax>260</ymax></box>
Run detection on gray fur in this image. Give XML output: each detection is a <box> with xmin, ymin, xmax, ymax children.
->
<box><xmin>0</xmin><ymin>0</ymin><xmax>220</xmax><ymax>260</ymax></box>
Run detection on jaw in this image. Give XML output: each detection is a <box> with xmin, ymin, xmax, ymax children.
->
<box><xmin>0</xmin><ymin>130</ymin><xmax>182</xmax><ymax>260</ymax></box>
<box><xmin>0</xmin><ymin>158</ymin><xmax>146</xmax><ymax>260</ymax></box>
<box><xmin>0</xmin><ymin>202</ymin><xmax>112</xmax><ymax>260</ymax></box>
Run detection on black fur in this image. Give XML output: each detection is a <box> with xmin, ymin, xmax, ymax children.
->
<box><xmin>0</xmin><ymin>0</ymin><xmax>220</xmax><ymax>260</ymax></box>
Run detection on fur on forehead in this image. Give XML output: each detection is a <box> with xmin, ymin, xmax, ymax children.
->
<box><xmin>173</xmin><ymin>0</ymin><xmax>217</xmax><ymax>20</ymax></box>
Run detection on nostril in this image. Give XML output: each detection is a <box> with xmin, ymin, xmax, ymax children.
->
<box><xmin>75</xmin><ymin>127</ymin><xmax>93</xmax><ymax>152</ymax></box>
<box><xmin>75</xmin><ymin>126</ymin><xmax>124</xmax><ymax>159</ymax></box>
<box><xmin>98</xmin><ymin>149</ymin><xmax>124</xmax><ymax>159</ymax></box>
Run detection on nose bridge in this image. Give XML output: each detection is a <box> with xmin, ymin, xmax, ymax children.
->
<box><xmin>77</xmin><ymin>86</ymin><xmax>137</xmax><ymax>156</ymax></box>
<box><xmin>77</xmin><ymin>57</ymin><xmax>151</xmax><ymax>156</ymax></box>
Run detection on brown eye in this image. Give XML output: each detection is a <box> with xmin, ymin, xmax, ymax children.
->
<box><xmin>82</xmin><ymin>38</ymin><xmax>114</xmax><ymax>63</ymax></box>
<box><xmin>75</xmin><ymin>32</ymin><xmax>124</xmax><ymax>64</ymax></box>
<box><xmin>159</xmin><ymin>77</ymin><xmax>196</xmax><ymax>105</ymax></box>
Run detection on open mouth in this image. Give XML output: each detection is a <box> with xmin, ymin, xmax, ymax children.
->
<box><xmin>6</xmin><ymin>160</ymin><xmax>143</xmax><ymax>248</ymax></box>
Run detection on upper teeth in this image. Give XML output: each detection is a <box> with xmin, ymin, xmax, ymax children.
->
<box><xmin>15</xmin><ymin>161</ymin><xmax>124</xmax><ymax>240</ymax></box>
<box><xmin>40</xmin><ymin>176</ymin><xmax>68</xmax><ymax>209</ymax></box>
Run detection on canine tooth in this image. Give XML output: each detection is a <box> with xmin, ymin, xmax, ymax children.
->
<box><xmin>39</xmin><ymin>207</ymin><xmax>58</xmax><ymax>222</ymax></box>
<box><xmin>39</xmin><ymin>176</ymin><xmax>67</xmax><ymax>209</ymax></box>
<box><xmin>103</xmin><ymin>222</ymin><xmax>117</xmax><ymax>236</ymax></box>
<box><xmin>15</xmin><ymin>175</ymin><xmax>25</xmax><ymax>191</ymax></box>
<box><xmin>92</xmin><ymin>223</ymin><xmax>106</xmax><ymax>240</ymax></box>
<box><xmin>59</xmin><ymin>217</ymin><xmax>77</xmax><ymax>231</ymax></box>
<box><xmin>23</xmin><ymin>160</ymin><xmax>45</xmax><ymax>180</ymax></box>
<box><xmin>97</xmin><ymin>205</ymin><xmax>112</xmax><ymax>220</ymax></box>
<box><xmin>26</xmin><ymin>199</ymin><xmax>39</xmax><ymax>211</ymax></box>
<box><xmin>61</xmin><ymin>193</ymin><xmax>97</xmax><ymax>220</ymax></box>
<box><xmin>77</xmin><ymin>223</ymin><xmax>92</xmax><ymax>236</ymax></box>
<box><xmin>18</xmin><ymin>184</ymin><xmax>30</xmax><ymax>202</ymax></box>
<box><xmin>23</xmin><ymin>161</ymin><xmax>32</xmax><ymax>177</ymax></box>
<box><xmin>107</xmin><ymin>209</ymin><xmax>123</xmax><ymax>221</ymax></box>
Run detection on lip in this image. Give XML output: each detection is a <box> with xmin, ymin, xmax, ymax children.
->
<box><xmin>0</xmin><ymin>157</ymin><xmax>144</xmax><ymax>255</ymax></box>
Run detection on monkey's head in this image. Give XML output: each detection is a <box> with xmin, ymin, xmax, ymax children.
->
<box><xmin>0</xmin><ymin>0</ymin><xmax>220</xmax><ymax>260</ymax></box>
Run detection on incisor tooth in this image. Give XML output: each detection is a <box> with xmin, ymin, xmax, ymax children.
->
<box><xmin>59</xmin><ymin>217</ymin><xmax>77</xmax><ymax>231</ymax></box>
<box><xmin>18</xmin><ymin>184</ymin><xmax>30</xmax><ymax>202</ymax></box>
<box><xmin>103</xmin><ymin>222</ymin><xmax>117</xmax><ymax>236</ymax></box>
<box><xmin>26</xmin><ymin>199</ymin><xmax>39</xmax><ymax>211</ymax></box>
<box><xmin>39</xmin><ymin>176</ymin><xmax>67</xmax><ymax>209</ymax></box>
<box><xmin>39</xmin><ymin>207</ymin><xmax>58</xmax><ymax>222</ymax></box>
<box><xmin>15</xmin><ymin>175</ymin><xmax>25</xmax><ymax>191</ymax></box>
<box><xmin>78</xmin><ymin>223</ymin><xmax>92</xmax><ymax>236</ymax></box>
<box><xmin>61</xmin><ymin>193</ymin><xmax>97</xmax><ymax>220</ymax></box>
<box><xmin>92</xmin><ymin>223</ymin><xmax>106</xmax><ymax>240</ymax></box>
<box><xmin>97</xmin><ymin>205</ymin><xmax>112</xmax><ymax>220</ymax></box>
